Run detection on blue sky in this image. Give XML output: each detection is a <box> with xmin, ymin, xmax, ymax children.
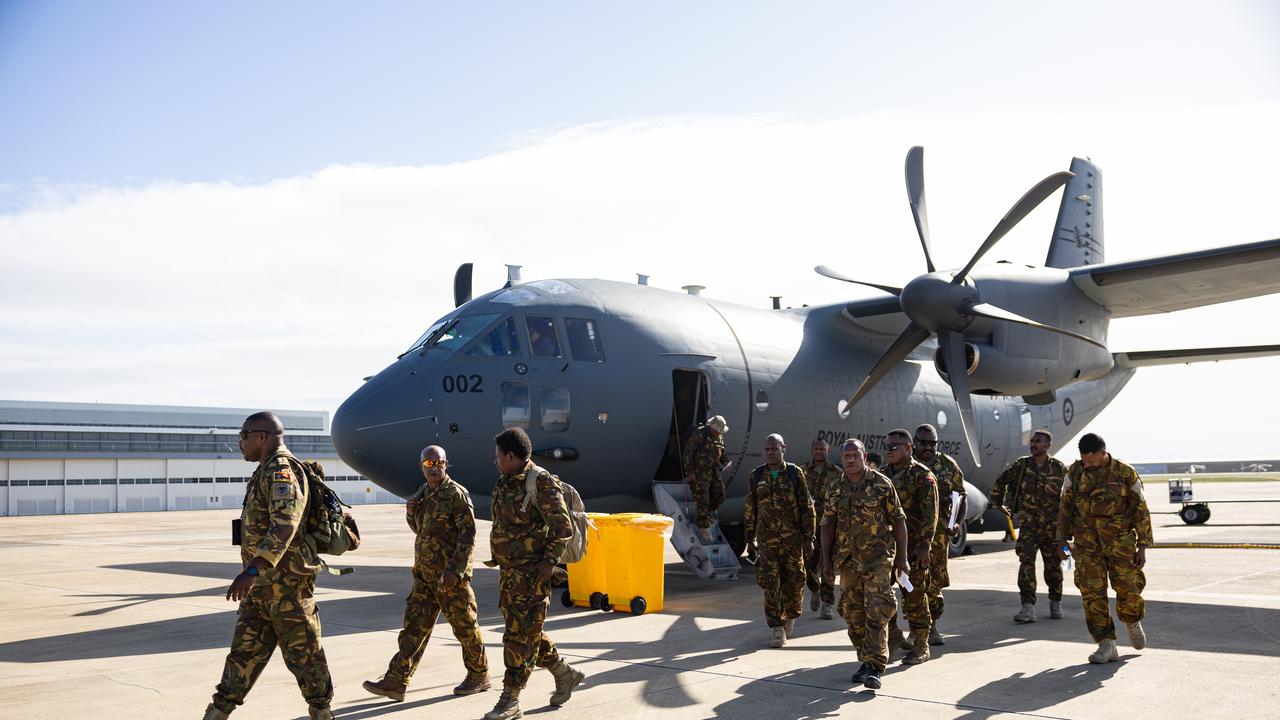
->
<box><xmin>3</xmin><ymin>2</ymin><xmax>1277</xmax><ymax>189</ymax></box>
<box><xmin>2</xmin><ymin>2</ymin><xmax>1279</xmax><ymax>460</ymax></box>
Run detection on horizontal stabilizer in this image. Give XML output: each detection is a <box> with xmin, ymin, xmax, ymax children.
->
<box><xmin>1070</xmin><ymin>237</ymin><xmax>1280</xmax><ymax>317</ymax></box>
<box><xmin>1114</xmin><ymin>344</ymin><xmax>1280</xmax><ymax>369</ymax></box>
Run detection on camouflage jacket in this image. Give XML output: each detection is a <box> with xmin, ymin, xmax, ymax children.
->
<box><xmin>883</xmin><ymin>459</ymin><xmax>938</xmax><ymax>552</ymax></box>
<box><xmin>821</xmin><ymin>468</ymin><xmax>905</xmax><ymax>571</ymax></box>
<box><xmin>744</xmin><ymin>462</ymin><xmax>815</xmax><ymax>548</ymax></box>
<box><xmin>490</xmin><ymin>460</ymin><xmax>572</xmax><ymax>571</ymax></box>
<box><xmin>1058</xmin><ymin>456</ymin><xmax>1154</xmax><ymax>547</ymax></box>
<box><xmin>918</xmin><ymin>452</ymin><xmax>965</xmax><ymax>533</ymax></box>
<box><xmin>683</xmin><ymin>425</ymin><xmax>725</xmax><ymax>482</ymax></box>
<box><xmin>241</xmin><ymin>447</ymin><xmax>319</xmax><ymax>585</ymax></box>
<box><xmin>801</xmin><ymin>459</ymin><xmax>843</xmax><ymax>521</ymax></box>
<box><xmin>990</xmin><ymin>455</ymin><xmax>1068</xmax><ymax>529</ymax></box>
<box><xmin>407</xmin><ymin>475</ymin><xmax>476</xmax><ymax>580</ymax></box>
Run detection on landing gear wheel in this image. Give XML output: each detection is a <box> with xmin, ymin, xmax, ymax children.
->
<box><xmin>630</xmin><ymin>596</ymin><xmax>647</xmax><ymax>615</ymax></box>
<box><xmin>1179</xmin><ymin>504</ymin><xmax>1211</xmax><ymax>525</ymax></box>
<box><xmin>721</xmin><ymin>524</ymin><xmax>746</xmax><ymax>558</ymax></box>
<box><xmin>560</xmin><ymin>589</ymin><xmax>573</xmax><ymax>607</ymax></box>
<box><xmin>949</xmin><ymin>522</ymin><xmax>968</xmax><ymax>558</ymax></box>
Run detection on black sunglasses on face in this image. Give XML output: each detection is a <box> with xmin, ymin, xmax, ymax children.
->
<box><xmin>916</xmin><ymin>440</ymin><xmax>938</xmax><ymax>447</ymax></box>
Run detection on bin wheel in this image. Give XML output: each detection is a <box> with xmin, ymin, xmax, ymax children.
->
<box><xmin>1180</xmin><ymin>504</ymin><xmax>1211</xmax><ymax>525</ymax></box>
<box><xmin>589</xmin><ymin>591</ymin><xmax>604</xmax><ymax>610</ymax></box>
<box><xmin>630</xmin><ymin>596</ymin><xmax>647</xmax><ymax>615</ymax></box>
<box><xmin>600</xmin><ymin>594</ymin><xmax>613</xmax><ymax>612</ymax></box>
<box><xmin>560</xmin><ymin>589</ymin><xmax>574</xmax><ymax>607</ymax></box>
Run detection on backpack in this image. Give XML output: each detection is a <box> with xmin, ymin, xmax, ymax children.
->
<box><xmin>520</xmin><ymin>463</ymin><xmax>591</xmax><ymax>564</ymax></box>
<box><xmin>294</xmin><ymin>459</ymin><xmax>362</xmax><ymax>574</ymax></box>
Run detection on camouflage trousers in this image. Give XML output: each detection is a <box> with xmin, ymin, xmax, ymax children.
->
<box><xmin>896</xmin><ymin>550</ymin><xmax>933</xmax><ymax>632</ymax></box>
<box><xmin>755</xmin><ymin>544</ymin><xmax>805</xmax><ymax>627</ymax></box>
<box><xmin>211</xmin><ymin>576</ymin><xmax>333</xmax><ymax>714</ymax></box>
<box><xmin>837</xmin><ymin>560</ymin><xmax>895</xmax><ymax>671</ymax></box>
<box><xmin>927</xmin><ymin>531</ymin><xmax>951</xmax><ymax>621</ymax></box>
<box><xmin>384</xmin><ymin>575</ymin><xmax>488</xmax><ymax>684</ymax></box>
<box><xmin>1074</xmin><ymin>529</ymin><xmax>1146</xmax><ymax>642</ymax></box>
<box><xmin>498</xmin><ymin>567</ymin><xmax>561</xmax><ymax>690</ymax></box>
<box><xmin>1016</xmin><ymin>526</ymin><xmax>1063</xmax><ymax>605</ymax></box>
<box><xmin>688</xmin><ymin>473</ymin><xmax>725</xmax><ymax>529</ymax></box>
<box><xmin>805</xmin><ymin>540</ymin><xmax>836</xmax><ymax>605</ymax></box>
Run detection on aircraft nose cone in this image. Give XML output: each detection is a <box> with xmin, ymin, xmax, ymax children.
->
<box><xmin>331</xmin><ymin>370</ymin><xmax>437</xmax><ymax>497</ymax></box>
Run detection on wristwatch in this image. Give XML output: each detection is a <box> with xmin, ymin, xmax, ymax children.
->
<box><xmin>246</xmin><ymin>565</ymin><xmax>259</xmax><ymax>577</ymax></box>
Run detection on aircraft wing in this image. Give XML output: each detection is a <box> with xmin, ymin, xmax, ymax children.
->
<box><xmin>1114</xmin><ymin>343</ymin><xmax>1280</xmax><ymax>368</ymax></box>
<box><xmin>1070</xmin><ymin>237</ymin><xmax>1280</xmax><ymax>317</ymax></box>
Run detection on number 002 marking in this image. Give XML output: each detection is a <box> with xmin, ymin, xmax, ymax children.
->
<box><xmin>442</xmin><ymin>375</ymin><xmax>484</xmax><ymax>393</ymax></box>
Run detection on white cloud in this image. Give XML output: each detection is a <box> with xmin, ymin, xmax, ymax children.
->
<box><xmin>2</xmin><ymin>106</ymin><xmax>1279</xmax><ymax>460</ymax></box>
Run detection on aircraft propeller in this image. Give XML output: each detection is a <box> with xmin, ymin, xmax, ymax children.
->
<box><xmin>819</xmin><ymin>146</ymin><xmax>1105</xmax><ymax>466</ymax></box>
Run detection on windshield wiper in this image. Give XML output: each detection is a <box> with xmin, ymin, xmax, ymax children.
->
<box><xmin>397</xmin><ymin>318</ymin><xmax>459</xmax><ymax>360</ymax></box>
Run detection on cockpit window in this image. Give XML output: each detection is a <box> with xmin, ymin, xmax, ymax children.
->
<box><xmin>407</xmin><ymin>313</ymin><xmax>498</xmax><ymax>353</ymax></box>
<box><xmin>525</xmin><ymin>316</ymin><xmax>562</xmax><ymax>358</ymax></box>
<box><xmin>466</xmin><ymin>317</ymin><xmax>522</xmax><ymax>357</ymax></box>
<box><xmin>526</xmin><ymin>279</ymin><xmax>577</xmax><ymax>295</ymax></box>
<box><xmin>492</xmin><ymin>287</ymin><xmax>539</xmax><ymax>304</ymax></box>
<box><xmin>565</xmin><ymin>317</ymin><xmax>605</xmax><ymax>362</ymax></box>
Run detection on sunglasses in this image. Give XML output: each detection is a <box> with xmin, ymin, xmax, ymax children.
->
<box><xmin>916</xmin><ymin>440</ymin><xmax>938</xmax><ymax>447</ymax></box>
<box><xmin>885</xmin><ymin>442</ymin><xmax>909</xmax><ymax>452</ymax></box>
<box><xmin>421</xmin><ymin>459</ymin><xmax>447</xmax><ymax>469</ymax></box>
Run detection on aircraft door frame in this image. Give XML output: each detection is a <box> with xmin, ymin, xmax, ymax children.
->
<box><xmin>652</xmin><ymin>368</ymin><xmax>710</xmax><ymax>481</ymax></box>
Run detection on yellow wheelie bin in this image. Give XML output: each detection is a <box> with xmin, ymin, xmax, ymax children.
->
<box><xmin>562</xmin><ymin>512</ymin><xmax>610</xmax><ymax>611</ymax></box>
<box><xmin>601</xmin><ymin>512</ymin><xmax>674</xmax><ymax>614</ymax></box>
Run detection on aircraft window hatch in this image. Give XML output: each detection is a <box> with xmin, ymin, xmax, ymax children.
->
<box><xmin>500</xmin><ymin>382</ymin><xmax>531</xmax><ymax>429</ymax></box>
<box><xmin>492</xmin><ymin>287</ymin><xmax>539</xmax><ymax>304</ymax></box>
<box><xmin>525</xmin><ymin>316</ymin><xmax>563</xmax><ymax>358</ymax></box>
<box><xmin>526</xmin><ymin>279</ymin><xmax>577</xmax><ymax>295</ymax></box>
<box><xmin>565</xmin><ymin>317</ymin><xmax>605</xmax><ymax>362</ymax></box>
<box><xmin>539</xmin><ymin>386</ymin><xmax>571</xmax><ymax>432</ymax></box>
<box><xmin>467</xmin><ymin>317</ymin><xmax>523</xmax><ymax>357</ymax></box>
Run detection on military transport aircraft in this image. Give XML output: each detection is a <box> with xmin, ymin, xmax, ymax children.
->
<box><xmin>331</xmin><ymin>147</ymin><xmax>1280</xmax><ymax>561</ymax></box>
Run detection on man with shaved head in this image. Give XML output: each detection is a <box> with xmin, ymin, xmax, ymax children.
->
<box><xmin>205</xmin><ymin>412</ymin><xmax>333</xmax><ymax>720</ymax></box>
<box><xmin>744</xmin><ymin>433</ymin><xmax>815</xmax><ymax>647</ymax></box>
<box><xmin>364</xmin><ymin>444</ymin><xmax>489</xmax><ymax>702</ymax></box>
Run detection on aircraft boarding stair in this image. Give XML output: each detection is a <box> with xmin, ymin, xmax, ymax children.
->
<box><xmin>652</xmin><ymin>481</ymin><xmax>741</xmax><ymax>580</ymax></box>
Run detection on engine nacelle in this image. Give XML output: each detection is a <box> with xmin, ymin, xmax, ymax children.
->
<box><xmin>935</xmin><ymin>339</ymin><xmax>1113</xmax><ymax>397</ymax></box>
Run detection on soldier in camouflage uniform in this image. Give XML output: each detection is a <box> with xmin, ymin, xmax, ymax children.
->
<box><xmin>990</xmin><ymin>429</ymin><xmax>1068</xmax><ymax>624</ymax></box>
<box><xmin>913</xmin><ymin>423</ymin><xmax>966</xmax><ymax>646</ymax></box>
<box><xmin>1057</xmin><ymin>432</ymin><xmax>1154</xmax><ymax>664</ymax></box>
<box><xmin>683</xmin><ymin>414</ymin><xmax>729</xmax><ymax>543</ymax></box>
<box><xmin>363</xmin><ymin>445</ymin><xmax>489</xmax><ymax>702</ymax></box>
<box><xmin>821</xmin><ymin>438</ymin><xmax>909</xmax><ymax>690</ymax></box>
<box><xmin>204</xmin><ymin>412</ymin><xmax>333</xmax><ymax>720</ymax></box>
<box><xmin>485</xmin><ymin>427</ymin><xmax>585</xmax><ymax>720</ymax></box>
<box><xmin>744</xmin><ymin>434</ymin><xmax>815</xmax><ymax>647</ymax></box>
<box><xmin>803</xmin><ymin>438</ymin><xmax>843</xmax><ymax>619</ymax></box>
<box><xmin>881</xmin><ymin>428</ymin><xmax>938</xmax><ymax>665</ymax></box>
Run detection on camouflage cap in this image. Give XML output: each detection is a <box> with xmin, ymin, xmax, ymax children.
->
<box><xmin>707</xmin><ymin>415</ymin><xmax>729</xmax><ymax>434</ymax></box>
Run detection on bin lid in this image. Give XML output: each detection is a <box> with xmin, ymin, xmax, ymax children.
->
<box><xmin>618</xmin><ymin>513</ymin><xmax>674</xmax><ymax>529</ymax></box>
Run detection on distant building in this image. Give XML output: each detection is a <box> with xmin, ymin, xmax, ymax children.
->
<box><xmin>0</xmin><ymin>400</ymin><xmax>399</xmax><ymax>516</ymax></box>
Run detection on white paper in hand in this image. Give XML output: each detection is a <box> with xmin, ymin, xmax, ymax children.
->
<box><xmin>897</xmin><ymin>570</ymin><xmax>914</xmax><ymax>593</ymax></box>
<box><xmin>948</xmin><ymin>491</ymin><xmax>961</xmax><ymax>528</ymax></box>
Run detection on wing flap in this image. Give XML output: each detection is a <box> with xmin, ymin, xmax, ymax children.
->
<box><xmin>1070</xmin><ymin>237</ymin><xmax>1280</xmax><ymax>317</ymax></box>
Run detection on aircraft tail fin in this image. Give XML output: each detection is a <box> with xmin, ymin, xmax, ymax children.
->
<box><xmin>1046</xmin><ymin>157</ymin><xmax>1104</xmax><ymax>268</ymax></box>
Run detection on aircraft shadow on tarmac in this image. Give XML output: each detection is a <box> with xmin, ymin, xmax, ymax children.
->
<box><xmin>1</xmin><ymin>558</ymin><xmax>1278</xmax><ymax>716</ymax></box>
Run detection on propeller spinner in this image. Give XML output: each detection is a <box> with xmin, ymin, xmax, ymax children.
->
<box><xmin>820</xmin><ymin>147</ymin><xmax>1104</xmax><ymax>466</ymax></box>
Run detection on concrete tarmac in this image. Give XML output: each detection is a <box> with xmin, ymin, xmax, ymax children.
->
<box><xmin>2</xmin><ymin>481</ymin><xmax>1278</xmax><ymax>719</ymax></box>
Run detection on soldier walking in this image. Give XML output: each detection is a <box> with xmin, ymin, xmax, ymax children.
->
<box><xmin>363</xmin><ymin>445</ymin><xmax>489</xmax><ymax>702</ymax></box>
<box><xmin>912</xmin><ymin>423</ymin><xmax>965</xmax><ymax>646</ymax></box>
<box><xmin>744</xmin><ymin>434</ymin><xmax>815</xmax><ymax>647</ymax></box>
<box><xmin>820</xmin><ymin>438</ymin><xmax>909</xmax><ymax>690</ymax></box>
<box><xmin>485</xmin><ymin>427</ymin><xmax>585</xmax><ymax>720</ymax></box>
<box><xmin>203</xmin><ymin>412</ymin><xmax>334</xmax><ymax>720</ymax></box>
<box><xmin>990</xmin><ymin>429</ymin><xmax>1068</xmax><ymax>623</ymax></box>
<box><xmin>881</xmin><ymin>428</ymin><xmax>938</xmax><ymax>665</ymax></box>
<box><xmin>683</xmin><ymin>415</ymin><xmax>730</xmax><ymax>543</ymax></box>
<box><xmin>803</xmin><ymin>438</ymin><xmax>842</xmax><ymax>619</ymax></box>
<box><xmin>1057</xmin><ymin>433</ymin><xmax>1154</xmax><ymax>664</ymax></box>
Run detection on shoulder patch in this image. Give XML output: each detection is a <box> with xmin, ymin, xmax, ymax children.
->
<box><xmin>272</xmin><ymin>481</ymin><xmax>296</xmax><ymax>500</ymax></box>
<box><xmin>273</xmin><ymin>467</ymin><xmax>293</xmax><ymax>481</ymax></box>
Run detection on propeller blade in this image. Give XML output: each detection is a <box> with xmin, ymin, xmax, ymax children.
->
<box><xmin>905</xmin><ymin>146</ymin><xmax>936</xmax><ymax>273</ymax></box>
<box><xmin>453</xmin><ymin>263</ymin><xmax>474</xmax><ymax>307</ymax></box>
<box><xmin>940</xmin><ymin>330</ymin><xmax>982</xmax><ymax>468</ymax></box>
<box><xmin>814</xmin><ymin>265</ymin><xmax>902</xmax><ymax>296</ymax></box>
<box><xmin>952</xmin><ymin>170</ymin><xmax>1074</xmax><ymax>283</ymax></box>
<box><xmin>967</xmin><ymin>302</ymin><xmax>1106</xmax><ymax>349</ymax></box>
<box><xmin>838</xmin><ymin>322</ymin><xmax>931</xmax><ymax>417</ymax></box>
